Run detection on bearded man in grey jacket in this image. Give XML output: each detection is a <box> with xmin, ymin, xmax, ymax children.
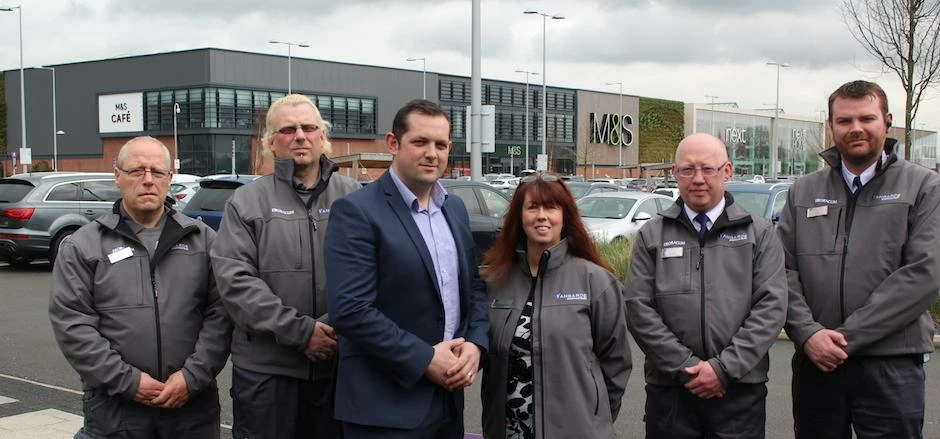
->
<box><xmin>779</xmin><ymin>80</ymin><xmax>940</xmax><ymax>438</ymax></box>
<box><xmin>50</xmin><ymin>136</ymin><xmax>231</xmax><ymax>438</ymax></box>
<box><xmin>626</xmin><ymin>133</ymin><xmax>787</xmax><ymax>438</ymax></box>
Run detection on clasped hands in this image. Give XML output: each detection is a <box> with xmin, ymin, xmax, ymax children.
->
<box><xmin>133</xmin><ymin>370</ymin><xmax>190</xmax><ymax>409</ymax></box>
<box><xmin>426</xmin><ymin>338</ymin><xmax>481</xmax><ymax>392</ymax></box>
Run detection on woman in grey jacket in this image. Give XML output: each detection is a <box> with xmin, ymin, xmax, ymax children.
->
<box><xmin>480</xmin><ymin>174</ymin><xmax>632</xmax><ymax>439</ymax></box>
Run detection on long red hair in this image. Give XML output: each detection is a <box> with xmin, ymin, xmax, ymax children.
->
<box><xmin>481</xmin><ymin>176</ymin><xmax>613</xmax><ymax>284</ymax></box>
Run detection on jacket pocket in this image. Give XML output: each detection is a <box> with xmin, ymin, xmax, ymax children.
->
<box><xmin>94</xmin><ymin>256</ymin><xmax>145</xmax><ymax>308</ymax></box>
<box><xmin>795</xmin><ymin>204</ymin><xmax>843</xmax><ymax>254</ymax></box>
<box><xmin>487</xmin><ymin>305</ymin><xmax>516</xmax><ymax>356</ymax></box>
<box><xmin>654</xmin><ymin>247</ymin><xmax>692</xmax><ymax>294</ymax></box>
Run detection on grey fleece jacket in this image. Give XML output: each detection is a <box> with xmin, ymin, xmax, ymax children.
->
<box><xmin>211</xmin><ymin>156</ymin><xmax>360</xmax><ymax>379</ymax></box>
<box><xmin>626</xmin><ymin>195</ymin><xmax>787</xmax><ymax>387</ymax></box>
<box><xmin>49</xmin><ymin>204</ymin><xmax>231</xmax><ymax>399</ymax></box>
<box><xmin>481</xmin><ymin>240</ymin><xmax>632</xmax><ymax>439</ymax></box>
<box><xmin>779</xmin><ymin>139</ymin><xmax>940</xmax><ymax>356</ymax></box>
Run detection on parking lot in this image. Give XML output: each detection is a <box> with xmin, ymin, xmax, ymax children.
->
<box><xmin>0</xmin><ymin>261</ymin><xmax>937</xmax><ymax>437</ymax></box>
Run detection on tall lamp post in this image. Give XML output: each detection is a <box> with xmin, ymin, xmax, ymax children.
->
<box><xmin>269</xmin><ymin>40</ymin><xmax>309</xmax><ymax>94</ymax></box>
<box><xmin>173</xmin><ymin>102</ymin><xmax>180</xmax><ymax>172</ymax></box>
<box><xmin>515</xmin><ymin>69</ymin><xmax>539</xmax><ymax>171</ymax></box>
<box><xmin>2</xmin><ymin>5</ymin><xmax>25</xmax><ymax>173</ymax></box>
<box><xmin>36</xmin><ymin>67</ymin><xmax>60</xmax><ymax>170</ymax></box>
<box><xmin>705</xmin><ymin>94</ymin><xmax>720</xmax><ymax>134</ymax></box>
<box><xmin>605</xmin><ymin>81</ymin><xmax>623</xmax><ymax>177</ymax></box>
<box><xmin>406</xmin><ymin>57</ymin><xmax>427</xmax><ymax>99</ymax></box>
<box><xmin>524</xmin><ymin>9</ymin><xmax>565</xmax><ymax>165</ymax></box>
<box><xmin>767</xmin><ymin>61</ymin><xmax>789</xmax><ymax>180</ymax></box>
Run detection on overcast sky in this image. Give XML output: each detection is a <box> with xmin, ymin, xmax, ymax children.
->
<box><xmin>1</xmin><ymin>0</ymin><xmax>938</xmax><ymax>132</ymax></box>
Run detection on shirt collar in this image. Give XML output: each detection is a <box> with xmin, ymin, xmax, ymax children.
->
<box><xmin>388</xmin><ymin>167</ymin><xmax>447</xmax><ymax>212</ymax></box>
<box><xmin>841</xmin><ymin>150</ymin><xmax>886</xmax><ymax>188</ymax></box>
<box><xmin>683</xmin><ymin>197</ymin><xmax>726</xmax><ymax>228</ymax></box>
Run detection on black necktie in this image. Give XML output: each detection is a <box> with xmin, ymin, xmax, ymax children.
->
<box><xmin>694</xmin><ymin>213</ymin><xmax>709</xmax><ymax>239</ymax></box>
<box><xmin>852</xmin><ymin>176</ymin><xmax>863</xmax><ymax>194</ymax></box>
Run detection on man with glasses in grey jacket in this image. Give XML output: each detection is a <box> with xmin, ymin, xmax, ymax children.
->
<box><xmin>626</xmin><ymin>133</ymin><xmax>787</xmax><ymax>438</ymax></box>
<box><xmin>50</xmin><ymin>136</ymin><xmax>231</xmax><ymax>438</ymax></box>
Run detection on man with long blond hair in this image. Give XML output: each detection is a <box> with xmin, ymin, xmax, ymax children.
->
<box><xmin>211</xmin><ymin>94</ymin><xmax>360</xmax><ymax>438</ymax></box>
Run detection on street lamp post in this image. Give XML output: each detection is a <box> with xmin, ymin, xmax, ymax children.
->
<box><xmin>173</xmin><ymin>102</ymin><xmax>180</xmax><ymax>171</ymax></box>
<box><xmin>767</xmin><ymin>61</ymin><xmax>789</xmax><ymax>181</ymax></box>
<box><xmin>37</xmin><ymin>67</ymin><xmax>59</xmax><ymax>170</ymax></box>
<box><xmin>705</xmin><ymin>94</ymin><xmax>720</xmax><ymax>134</ymax></box>
<box><xmin>269</xmin><ymin>40</ymin><xmax>309</xmax><ymax>94</ymax></box>
<box><xmin>606</xmin><ymin>81</ymin><xmax>623</xmax><ymax>177</ymax></box>
<box><xmin>515</xmin><ymin>69</ymin><xmax>539</xmax><ymax>171</ymax></box>
<box><xmin>406</xmin><ymin>57</ymin><xmax>427</xmax><ymax>99</ymax></box>
<box><xmin>524</xmin><ymin>9</ymin><xmax>565</xmax><ymax>166</ymax></box>
<box><xmin>2</xmin><ymin>5</ymin><xmax>25</xmax><ymax>173</ymax></box>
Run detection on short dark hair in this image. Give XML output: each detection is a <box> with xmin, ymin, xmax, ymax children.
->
<box><xmin>391</xmin><ymin>99</ymin><xmax>450</xmax><ymax>140</ymax></box>
<box><xmin>828</xmin><ymin>80</ymin><xmax>889</xmax><ymax>122</ymax></box>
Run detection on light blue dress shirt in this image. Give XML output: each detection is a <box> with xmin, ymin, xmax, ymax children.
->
<box><xmin>389</xmin><ymin>168</ymin><xmax>461</xmax><ymax>341</ymax></box>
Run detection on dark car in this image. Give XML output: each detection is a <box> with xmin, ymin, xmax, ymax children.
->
<box><xmin>181</xmin><ymin>175</ymin><xmax>259</xmax><ymax>230</ymax></box>
<box><xmin>564</xmin><ymin>182</ymin><xmax>624</xmax><ymax>199</ymax></box>
<box><xmin>724</xmin><ymin>182</ymin><xmax>792</xmax><ymax>223</ymax></box>
<box><xmin>439</xmin><ymin>179</ymin><xmax>511</xmax><ymax>262</ymax></box>
<box><xmin>0</xmin><ymin>172</ymin><xmax>121</xmax><ymax>265</ymax></box>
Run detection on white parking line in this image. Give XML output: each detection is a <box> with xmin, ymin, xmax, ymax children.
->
<box><xmin>0</xmin><ymin>396</ymin><xmax>18</xmax><ymax>404</ymax></box>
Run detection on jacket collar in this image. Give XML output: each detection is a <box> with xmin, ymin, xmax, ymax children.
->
<box><xmin>819</xmin><ymin>137</ymin><xmax>898</xmax><ymax>174</ymax></box>
<box><xmin>661</xmin><ymin>192</ymin><xmax>752</xmax><ymax>236</ymax></box>
<box><xmin>515</xmin><ymin>239</ymin><xmax>570</xmax><ymax>277</ymax></box>
<box><xmin>273</xmin><ymin>155</ymin><xmax>340</xmax><ymax>187</ymax></box>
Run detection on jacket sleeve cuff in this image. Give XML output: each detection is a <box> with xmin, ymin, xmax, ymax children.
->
<box><xmin>294</xmin><ymin>318</ymin><xmax>318</xmax><ymax>352</ymax></box>
<box><xmin>120</xmin><ymin>368</ymin><xmax>143</xmax><ymax>400</ymax></box>
<box><xmin>707</xmin><ymin>358</ymin><xmax>731</xmax><ymax>389</ymax></box>
<box><xmin>788</xmin><ymin>323</ymin><xmax>825</xmax><ymax>350</ymax></box>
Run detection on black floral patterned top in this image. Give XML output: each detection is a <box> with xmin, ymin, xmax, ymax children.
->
<box><xmin>505</xmin><ymin>298</ymin><xmax>535</xmax><ymax>438</ymax></box>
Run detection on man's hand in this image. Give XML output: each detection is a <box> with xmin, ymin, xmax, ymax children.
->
<box><xmin>304</xmin><ymin>322</ymin><xmax>338</xmax><ymax>361</ymax></box>
<box><xmin>684</xmin><ymin>361</ymin><xmax>725</xmax><ymax>399</ymax></box>
<box><xmin>444</xmin><ymin>341</ymin><xmax>481</xmax><ymax>391</ymax></box>
<box><xmin>150</xmin><ymin>371</ymin><xmax>190</xmax><ymax>409</ymax></box>
<box><xmin>803</xmin><ymin>329</ymin><xmax>848</xmax><ymax>372</ymax></box>
<box><xmin>425</xmin><ymin>338</ymin><xmax>463</xmax><ymax>388</ymax></box>
<box><xmin>133</xmin><ymin>372</ymin><xmax>165</xmax><ymax>405</ymax></box>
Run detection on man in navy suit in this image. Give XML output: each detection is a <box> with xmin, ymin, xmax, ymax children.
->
<box><xmin>325</xmin><ymin>99</ymin><xmax>489</xmax><ymax>438</ymax></box>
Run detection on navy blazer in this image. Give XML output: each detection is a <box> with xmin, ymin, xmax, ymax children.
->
<box><xmin>325</xmin><ymin>171</ymin><xmax>490</xmax><ymax>429</ymax></box>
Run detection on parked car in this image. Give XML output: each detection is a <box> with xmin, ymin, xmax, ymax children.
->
<box><xmin>577</xmin><ymin>191</ymin><xmax>674</xmax><ymax>243</ymax></box>
<box><xmin>439</xmin><ymin>179</ymin><xmax>511</xmax><ymax>262</ymax></box>
<box><xmin>564</xmin><ymin>181</ymin><xmax>624</xmax><ymax>199</ymax></box>
<box><xmin>169</xmin><ymin>174</ymin><xmax>202</xmax><ymax>208</ymax></box>
<box><xmin>624</xmin><ymin>178</ymin><xmax>654</xmax><ymax>192</ymax></box>
<box><xmin>0</xmin><ymin>172</ymin><xmax>121</xmax><ymax>265</ymax></box>
<box><xmin>181</xmin><ymin>175</ymin><xmax>259</xmax><ymax>230</ymax></box>
<box><xmin>724</xmin><ymin>182</ymin><xmax>792</xmax><ymax>223</ymax></box>
<box><xmin>488</xmin><ymin>178</ymin><xmax>519</xmax><ymax>191</ymax></box>
<box><xmin>652</xmin><ymin>187</ymin><xmax>681</xmax><ymax>200</ymax></box>
<box><xmin>731</xmin><ymin>174</ymin><xmax>766</xmax><ymax>184</ymax></box>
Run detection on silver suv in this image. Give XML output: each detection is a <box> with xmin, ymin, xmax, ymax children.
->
<box><xmin>0</xmin><ymin>172</ymin><xmax>121</xmax><ymax>266</ymax></box>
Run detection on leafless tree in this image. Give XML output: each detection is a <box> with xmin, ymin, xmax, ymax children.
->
<box><xmin>842</xmin><ymin>0</ymin><xmax>940</xmax><ymax>158</ymax></box>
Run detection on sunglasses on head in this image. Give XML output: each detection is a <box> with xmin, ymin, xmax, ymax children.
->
<box><xmin>521</xmin><ymin>174</ymin><xmax>561</xmax><ymax>183</ymax></box>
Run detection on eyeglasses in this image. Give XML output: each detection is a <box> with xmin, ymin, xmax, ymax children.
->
<box><xmin>276</xmin><ymin>124</ymin><xmax>320</xmax><ymax>135</ymax></box>
<box><xmin>521</xmin><ymin>174</ymin><xmax>561</xmax><ymax>183</ymax></box>
<box><xmin>675</xmin><ymin>162</ymin><xmax>728</xmax><ymax>178</ymax></box>
<box><xmin>117</xmin><ymin>167</ymin><xmax>171</xmax><ymax>180</ymax></box>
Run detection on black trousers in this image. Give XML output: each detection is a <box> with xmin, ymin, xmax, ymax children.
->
<box><xmin>230</xmin><ymin>365</ymin><xmax>341</xmax><ymax>439</ymax></box>
<box><xmin>342</xmin><ymin>386</ymin><xmax>463</xmax><ymax>439</ymax></box>
<box><xmin>76</xmin><ymin>383</ymin><xmax>220</xmax><ymax>439</ymax></box>
<box><xmin>644</xmin><ymin>382</ymin><xmax>767</xmax><ymax>439</ymax></box>
<box><xmin>792</xmin><ymin>352</ymin><xmax>926</xmax><ymax>439</ymax></box>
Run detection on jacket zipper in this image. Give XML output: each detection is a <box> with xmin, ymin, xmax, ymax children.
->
<box><xmin>150</xmin><ymin>270</ymin><xmax>164</xmax><ymax>380</ymax></box>
<box><xmin>697</xmin><ymin>239</ymin><xmax>707</xmax><ymax>357</ymax></box>
<box><xmin>303</xmin><ymin>187</ymin><xmax>320</xmax><ymax>379</ymax></box>
<box><xmin>534</xmin><ymin>250</ymin><xmax>550</xmax><ymax>438</ymax></box>
<box><xmin>839</xmin><ymin>185</ymin><xmax>860</xmax><ymax>323</ymax></box>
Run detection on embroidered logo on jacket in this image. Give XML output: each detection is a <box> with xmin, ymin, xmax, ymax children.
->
<box><xmin>171</xmin><ymin>243</ymin><xmax>189</xmax><ymax>251</ymax></box>
<box><xmin>814</xmin><ymin>198</ymin><xmax>838</xmax><ymax>205</ymax></box>
<box><xmin>719</xmin><ymin>232</ymin><xmax>747</xmax><ymax>242</ymax></box>
<box><xmin>317</xmin><ymin>207</ymin><xmax>330</xmax><ymax>215</ymax></box>
<box><xmin>873</xmin><ymin>193</ymin><xmax>901</xmax><ymax>201</ymax></box>
<box><xmin>663</xmin><ymin>240</ymin><xmax>686</xmax><ymax>247</ymax></box>
<box><xmin>553</xmin><ymin>292</ymin><xmax>588</xmax><ymax>302</ymax></box>
<box><xmin>271</xmin><ymin>208</ymin><xmax>295</xmax><ymax>215</ymax></box>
